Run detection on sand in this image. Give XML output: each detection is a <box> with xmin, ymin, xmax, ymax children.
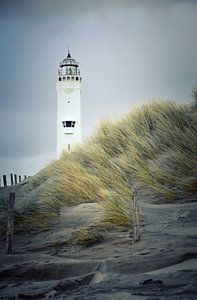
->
<box><xmin>0</xmin><ymin>184</ymin><xmax>197</xmax><ymax>299</ymax></box>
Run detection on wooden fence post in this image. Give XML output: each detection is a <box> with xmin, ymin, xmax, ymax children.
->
<box><xmin>14</xmin><ymin>174</ymin><xmax>17</xmax><ymax>185</ymax></box>
<box><xmin>132</xmin><ymin>191</ymin><xmax>137</xmax><ymax>242</ymax></box>
<box><xmin>10</xmin><ymin>173</ymin><xmax>14</xmax><ymax>186</ymax></box>
<box><xmin>132</xmin><ymin>190</ymin><xmax>140</xmax><ymax>242</ymax></box>
<box><xmin>3</xmin><ymin>175</ymin><xmax>7</xmax><ymax>187</ymax></box>
<box><xmin>19</xmin><ymin>175</ymin><xmax>21</xmax><ymax>183</ymax></box>
<box><xmin>6</xmin><ymin>193</ymin><xmax>15</xmax><ymax>254</ymax></box>
<box><xmin>136</xmin><ymin>195</ymin><xmax>140</xmax><ymax>240</ymax></box>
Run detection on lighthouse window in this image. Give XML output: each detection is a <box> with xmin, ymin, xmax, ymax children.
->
<box><xmin>59</xmin><ymin>77</ymin><xmax>62</xmax><ymax>81</ymax></box>
<box><xmin>67</xmin><ymin>76</ymin><xmax>70</xmax><ymax>80</ymax></box>
<box><xmin>76</xmin><ymin>77</ymin><xmax>79</xmax><ymax>81</ymax></box>
<box><xmin>71</xmin><ymin>76</ymin><xmax>74</xmax><ymax>80</ymax></box>
<box><xmin>66</xmin><ymin>121</ymin><xmax>72</xmax><ymax>127</ymax></box>
<box><xmin>62</xmin><ymin>121</ymin><xmax>76</xmax><ymax>128</ymax></box>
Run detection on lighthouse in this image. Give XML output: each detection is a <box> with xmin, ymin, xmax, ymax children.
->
<box><xmin>56</xmin><ymin>49</ymin><xmax>82</xmax><ymax>156</ymax></box>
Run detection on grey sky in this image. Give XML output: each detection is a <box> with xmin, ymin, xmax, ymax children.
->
<box><xmin>0</xmin><ymin>0</ymin><xmax>197</xmax><ymax>177</ymax></box>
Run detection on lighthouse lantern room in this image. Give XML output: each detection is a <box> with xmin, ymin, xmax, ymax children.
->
<box><xmin>56</xmin><ymin>50</ymin><xmax>82</xmax><ymax>156</ymax></box>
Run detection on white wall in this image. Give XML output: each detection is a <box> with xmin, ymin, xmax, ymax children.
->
<box><xmin>56</xmin><ymin>79</ymin><xmax>82</xmax><ymax>157</ymax></box>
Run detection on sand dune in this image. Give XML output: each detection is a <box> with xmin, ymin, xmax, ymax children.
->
<box><xmin>0</xmin><ymin>185</ymin><xmax>197</xmax><ymax>299</ymax></box>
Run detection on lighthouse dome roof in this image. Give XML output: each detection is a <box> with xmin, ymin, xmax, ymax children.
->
<box><xmin>59</xmin><ymin>51</ymin><xmax>79</xmax><ymax>68</ymax></box>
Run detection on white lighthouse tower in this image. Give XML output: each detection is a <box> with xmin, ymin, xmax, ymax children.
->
<box><xmin>56</xmin><ymin>49</ymin><xmax>82</xmax><ymax>156</ymax></box>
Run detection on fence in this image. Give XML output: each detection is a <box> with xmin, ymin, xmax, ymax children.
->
<box><xmin>0</xmin><ymin>174</ymin><xmax>28</xmax><ymax>188</ymax></box>
<box><xmin>2</xmin><ymin>190</ymin><xmax>141</xmax><ymax>254</ymax></box>
<box><xmin>2</xmin><ymin>190</ymin><xmax>195</xmax><ymax>255</ymax></box>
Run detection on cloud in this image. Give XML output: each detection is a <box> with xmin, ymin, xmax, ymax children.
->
<box><xmin>0</xmin><ymin>109</ymin><xmax>56</xmax><ymax>158</ymax></box>
<box><xmin>0</xmin><ymin>0</ymin><xmax>196</xmax><ymax>175</ymax></box>
<box><xmin>1</xmin><ymin>0</ymin><xmax>196</xmax><ymax>26</ymax></box>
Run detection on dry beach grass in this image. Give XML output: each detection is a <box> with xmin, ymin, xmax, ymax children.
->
<box><xmin>0</xmin><ymin>99</ymin><xmax>197</xmax><ymax>299</ymax></box>
<box><xmin>0</xmin><ymin>99</ymin><xmax>197</xmax><ymax>233</ymax></box>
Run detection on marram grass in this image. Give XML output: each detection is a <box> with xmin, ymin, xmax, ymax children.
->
<box><xmin>1</xmin><ymin>99</ymin><xmax>196</xmax><ymax>233</ymax></box>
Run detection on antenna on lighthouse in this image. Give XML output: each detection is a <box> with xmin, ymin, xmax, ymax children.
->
<box><xmin>67</xmin><ymin>30</ymin><xmax>71</xmax><ymax>56</ymax></box>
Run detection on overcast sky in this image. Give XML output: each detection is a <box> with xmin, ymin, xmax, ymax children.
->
<box><xmin>0</xmin><ymin>0</ymin><xmax>197</xmax><ymax>179</ymax></box>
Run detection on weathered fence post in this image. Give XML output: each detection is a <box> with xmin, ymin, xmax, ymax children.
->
<box><xmin>132</xmin><ymin>190</ymin><xmax>140</xmax><ymax>242</ymax></box>
<box><xmin>10</xmin><ymin>173</ymin><xmax>14</xmax><ymax>186</ymax></box>
<box><xmin>24</xmin><ymin>175</ymin><xmax>27</xmax><ymax>180</ymax></box>
<box><xmin>6</xmin><ymin>193</ymin><xmax>15</xmax><ymax>254</ymax></box>
<box><xmin>3</xmin><ymin>175</ymin><xmax>7</xmax><ymax>187</ymax></box>
<box><xmin>136</xmin><ymin>194</ymin><xmax>140</xmax><ymax>240</ymax></box>
<box><xmin>19</xmin><ymin>175</ymin><xmax>21</xmax><ymax>183</ymax></box>
<box><xmin>132</xmin><ymin>191</ymin><xmax>137</xmax><ymax>242</ymax></box>
<box><xmin>14</xmin><ymin>174</ymin><xmax>17</xmax><ymax>185</ymax></box>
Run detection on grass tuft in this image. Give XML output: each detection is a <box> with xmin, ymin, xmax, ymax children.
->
<box><xmin>71</xmin><ymin>227</ymin><xmax>103</xmax><ymax>247</ymax></box>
